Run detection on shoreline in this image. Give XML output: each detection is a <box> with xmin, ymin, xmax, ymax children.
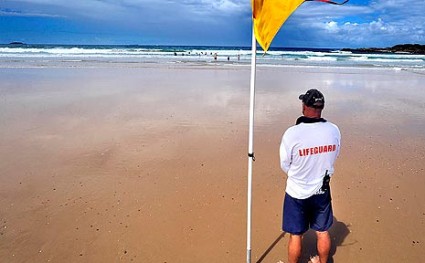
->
<box><xmin>1</xmin><ymin>57</ymin><xmax>424</xmax><ymax>73</ymax></box>
<box><xmin>1</xmin><ymin>44</ymin><xmax>424</xmax><ymax>70</ymax></box>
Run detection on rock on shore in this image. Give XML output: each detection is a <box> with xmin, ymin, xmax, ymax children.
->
<box><xmin>341</xmin><ymin>44</ymin><xmax>425</xmax><ymax>54</ymax></box>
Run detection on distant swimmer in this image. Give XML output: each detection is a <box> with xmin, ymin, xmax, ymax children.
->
<box><xmin>213</xmin><ymin>53</ymin><xmax>217</xmax><ymax>60</ymax></box>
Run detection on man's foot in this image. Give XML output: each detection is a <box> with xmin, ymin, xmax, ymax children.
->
<box><xmin>308</xmin><ymin>255</ymin><xmax>320</xmax><ymax>263</ymax></box>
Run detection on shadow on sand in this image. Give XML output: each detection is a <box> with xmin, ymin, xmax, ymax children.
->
<box><xmin>256</xmin><ymin>217</ymin><xmax>350</xmax><ymax>263</ymax></box>
<box><xmin>300</xmin><ymin>217</ymin><xmax>351</xmax><ymax>263</ymax></box>
<box><xmin>256</xmin><ymin>232</ymin><xmax>286</xmax><ymax>263</ymax></box>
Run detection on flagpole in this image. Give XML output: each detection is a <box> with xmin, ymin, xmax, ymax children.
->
<box><xmin>247</xmin><ymin>25</ymin><xmax>257</xmax><ymax>263</ymax></box>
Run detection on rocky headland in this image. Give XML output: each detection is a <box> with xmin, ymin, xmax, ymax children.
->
<box><xmin>341</xmin><ymin>44</ymin><xmax>425</xmax><ymax>54</ymax></box>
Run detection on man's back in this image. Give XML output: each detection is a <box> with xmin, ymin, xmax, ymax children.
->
<box><xmin>280</xmin><ymin>118</ymin><xmax>341</xmax><ymax>199</ymax></box>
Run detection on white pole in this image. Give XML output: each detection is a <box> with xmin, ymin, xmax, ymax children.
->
<box><xmin>247</xmin><ymin>26</ymin><xmax>257</xmax><ymax>263</ymax></box>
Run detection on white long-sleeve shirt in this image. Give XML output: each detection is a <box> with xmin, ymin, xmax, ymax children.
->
<box><xmin>279</xmin><ymin>117</ymin><xmax>341</xmax><ymax>199</ymax></box>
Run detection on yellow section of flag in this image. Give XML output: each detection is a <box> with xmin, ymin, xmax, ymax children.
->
<box><xmin>252</xmin><ymin>0</ymin><xmax>305</xmax><ymax>52</ymax></box>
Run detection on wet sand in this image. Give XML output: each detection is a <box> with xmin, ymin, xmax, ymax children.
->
<box><xmin>0</xmin><ymin>65</ymin><xmax>424</xmax><ymax>262</ymax></box>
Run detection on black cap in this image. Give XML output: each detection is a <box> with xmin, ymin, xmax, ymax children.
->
<box><xmin>299</xmin><ymin>89</ymin><xmax>325</xmax><ymax>109</ymax></box>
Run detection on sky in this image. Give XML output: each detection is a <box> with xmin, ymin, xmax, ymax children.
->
<box><xmin>0</xmin><ymin>0</ymin><xmax>424</xmax><ymax>48</ymax></box>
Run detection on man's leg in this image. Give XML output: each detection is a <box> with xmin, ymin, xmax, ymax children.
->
<box><xmin>288</xmin><ymin>234</ymin><xmax>302</xmax><ymax>263</ymax></box>
<box><xmin>316</xmin><ymin>231</ymin><xmax>331</xmax><ymax>263</ymax></box>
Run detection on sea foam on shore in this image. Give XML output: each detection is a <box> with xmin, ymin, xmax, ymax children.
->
<box><xmin>1</xmin><ymin>44</ymin><xmax>424</xmax><ymax>70</ymax></box>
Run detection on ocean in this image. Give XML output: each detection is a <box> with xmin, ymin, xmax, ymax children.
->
<box><xmin>0</xmin><ymin>44</ymin><xmax>424</xmax><ymax>70</ymax></box>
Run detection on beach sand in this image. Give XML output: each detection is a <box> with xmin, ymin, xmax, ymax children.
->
<box><xmin>0</xmin><ymin>64</ymin><xmax>424</xmax><ymax>262</ymax></box>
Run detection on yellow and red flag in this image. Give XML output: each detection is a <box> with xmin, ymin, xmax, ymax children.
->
<box><xmin>252</xmin><ymin>0</ymin><xmax>304</xmax><ymax>52</ymax></box>
<box><xmin>252</xmin><ymin>0</ymin><xmax>349</xmax><ymax>52</ymax></box>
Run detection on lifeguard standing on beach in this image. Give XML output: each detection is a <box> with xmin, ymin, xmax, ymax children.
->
<box><xmin>247</xmin><ymin>1</ymin><xmax>348</xmax><ymax>262</ymax></box>
<box><xmin>279</xmin><ymin>89</ymin><xmax>341</xmax><ymax>263</ymax></box>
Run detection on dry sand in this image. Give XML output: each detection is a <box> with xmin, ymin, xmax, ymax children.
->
<box><xmin>0</xmin><ymin>65</ymin><xmax>424</xmax><ymax>262</ymax></box>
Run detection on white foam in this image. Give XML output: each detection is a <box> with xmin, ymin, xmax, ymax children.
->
<box><xmin>0</xmin><ymin>46</ymin><xmax>424</xmax><ymax>70</ymax></box>
<box><xmin>306</xmin><ymin>56</ymin><xmax>338</xmax><ymax>62</ymax></box>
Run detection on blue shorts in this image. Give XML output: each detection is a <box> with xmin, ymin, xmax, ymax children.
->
<box><xmin>282</xmin><ymin>190</ymin><xmax>333</xmax><ymax>235</ymax></box>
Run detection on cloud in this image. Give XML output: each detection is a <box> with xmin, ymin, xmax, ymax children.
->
<box><xmin>278</xmin><ymin>0</ymin><xmax>425</xmax><ymax>47</ymax></box>
<box><xmin>1</xmin><ymin>1</ymin><xmax>125</xmax><ymax>20</ymax></box>
<box><xmin>0</xmin><ymin>8</ymin><xmax>62</xmax><ymax>18</ymax></box>
<box><xmin>1</xmin><ymin>0</ymin><xmax>249</xmax><ymax>20</ymax></box>
<box><xmin>173</xmin><ymin>0</ymin><xmax>247</xmax><ymax>14</ymax></box>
